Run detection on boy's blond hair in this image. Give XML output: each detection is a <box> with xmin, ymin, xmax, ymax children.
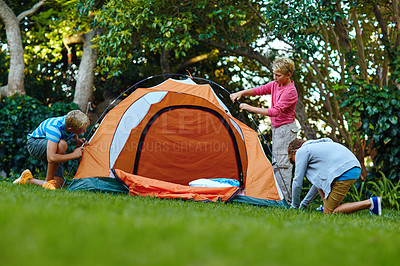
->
<box><xmin>65</xmin><ymin>110</ymin><xmax>90</xmax><ymax>130</ymax></box>
<box><xmin>272</xmin><ymin>57</ymin><xmax>295</xmax><ymax>75</ymax></box>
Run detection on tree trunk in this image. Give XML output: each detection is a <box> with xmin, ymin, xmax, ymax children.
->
<box><xmin>73</xmin><ymin>30</ymin><xmax>99</xmax><ymax>111</ymax></box>
<box><xmin>295</xmin><ymin>97</ymin><xmax>317</xmax><ymax>140</ymax></box>
<box><xmin>0</xmin><ymin>0</ymin><xmax>25</xmax><ymax>97</ymax></box>
<box><xmin>351</xmin><ymin>8</ymin><xmax>368</xmax><ymax>80</ymax></box>
<box><xmin>160</xmin><ymin>47</ymin><xmax>170</xmax><ymax>73</ymax></box>
<box><xmin>177</xmin><ymin>50</ymin><xmax>219</xmax><ymax>71</ymax></box>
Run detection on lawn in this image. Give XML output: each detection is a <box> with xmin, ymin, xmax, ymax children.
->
<box><xmin>1</xmin><ymin>181</ymin><xmax>400</xmax><ymax>266</ymax></box>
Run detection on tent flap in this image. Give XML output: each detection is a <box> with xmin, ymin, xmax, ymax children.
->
<box><xmin>113</xmin><ymin>169</ymin><xmax>240</xmax><ymax>202</ymax></box>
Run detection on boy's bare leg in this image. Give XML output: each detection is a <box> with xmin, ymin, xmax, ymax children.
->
<box><xmin>25</xmin><ymin>176</ymin><xmax>59</xmax><ymax>190</ymax></box>
<box><xmin>317</xmin><ymin>188</ymin><xmax>325</xmax><ymax>198</ymax></box>
<box><xmin>27</xmin><ymin>178</ymin><xmax>46</xmax><ymax>186</ymax></box>
<box><xmin>322</xmin><ymin>196</ymin><xmax>371</xmax><ymax>214</ymax></box>
<box><xmin>25</xmin><ymin>174</ymin><xmax>62</xmax><ymax>188</ymax></box>
<box><xmin>46</xmin><ymin>140</ymin><xmax>68</xmax><ymax>188</ymax></box>
<box><xmin>318</xmin><ymin>182</ymin><xmax>371</xmax><ymax>214</ymax></box>
<box><xmin>316</xmin><ymin>189</ymin><xmax>334</xmax><ymax>214</ymax></box>
<box><xmin>46</xmin><ymin>163</ymin><xmax>65</xmax><ymax>188</ymax></box>
<box><xmin>53</xmin><ymin>176</ymin><xmax>64</xmax><ymax>188</ymax></box>
<box><xmin>332</xmin><ymin>200</ymin><xmax>371</xmax><ymax>214</ymax></box>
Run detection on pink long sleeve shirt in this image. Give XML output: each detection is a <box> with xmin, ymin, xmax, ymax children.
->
<box><xmin>253</xmin><ymin>80</ymin><xmax>298</xmax><ymax>128</ymax></box>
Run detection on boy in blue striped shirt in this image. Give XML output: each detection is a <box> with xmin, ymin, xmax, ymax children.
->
<box><xmin>13</xmin><ymin>110</ymin><xmax>90</xmax><ymax>190</ymax></box>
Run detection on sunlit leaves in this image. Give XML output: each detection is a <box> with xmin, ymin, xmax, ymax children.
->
<box><xmin>90</xmin><ymin>0</ymin><xmax>259</xmax><ymax>76</ymax></box>
<box><xmin>24</xmin><ymin>0</ymin><xmax>90</xmax><ymax>63</ymax></box>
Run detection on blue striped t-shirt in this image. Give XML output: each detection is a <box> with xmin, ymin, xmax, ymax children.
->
<box><xmin>27</xmin><ymin>116</ymin><xmax>75</xmax><ymax>143</ymax></box>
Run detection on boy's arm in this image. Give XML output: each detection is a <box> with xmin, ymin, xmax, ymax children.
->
<box><xmin>74</xmin><ymin>135</ymin><xmax>87</xmax><ymax>147</ymax></box>
<box><xmin>71</xmin><ymin>134</ymin><xmax>87</xmax><ymax>147</ymax></box>
<box><xmin>291</xmin><ymin>175</ymin><xmax>304</xmax><ymax>209</ymax></box>
<box><xmin>291</xmin><ymin>149</ymin><xmax>308</xmax><ymax>208</ymax></box>
<box><xmin>47</xmin><ymin>140</ymin><xmax>83</xmax><ymax>164</ymax></box>
<box><xmin>230</xmin><ymin>89</ymin><xmax>255</xmax><ymax>102</ymax></box>
<box><xmin>239</xmin><ymin>104</ymin><xmax>269</xmax><ymax>116</ymax></box>
<box><xmin>299</xmin><ymin>185</ymin><xmax>319</xmax><ymax>209</ymax></box>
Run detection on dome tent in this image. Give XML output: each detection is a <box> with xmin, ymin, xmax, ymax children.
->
<box><xmin>68</xmin><ymin>76</ymin><xmax>288</xmax><ymax>208</ymax></box>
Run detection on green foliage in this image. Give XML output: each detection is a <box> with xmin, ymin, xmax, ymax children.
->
<box><xmin>23</xmin><ymin>0</ymin><xmax>90</xmax><ymax>63</ymax></box>
<box><xmin>75</xmin><ymin>0</ymin><xmax>270</xmax><ymax>115</ymax></box>
<box><xmin>0</xmin><ymin>95</ymin><xmax>78</xmax><ymax>176</ymax></box>
<box><xmin>341</xmin><ymin>80</ymin><xmax>400</xmax><ymax>181</ymax></box>
<box><xmin>21</xmin><ymin>0</ymin><xmax>91</xmax><ymax>104</ymax></box>
<box><xmin>336</xmin><ymin>174</ymin><xmax>400</xmax><ymax>211</ymax></box>
<box><xmin>368</xmin><ymin>172</ymin><xmax>400</xmax><ymax>211</ymax></box>
<box><xmin>0</xmin><ymin>51</ymin><xmax>8</xmax><ymax>87</ymax></box>
<box><xmin>89</xmin><ymin>0</ymin><xmax>260</xmax><ymax>75</ymax></box>
<box><xmin>346</xmin><ymin>179</ymin><xmax>369</xmax><ymax>203</ymax></box>
<box><xmin>261</xmin><ymin>0</ymin><xmax>345</xmax><ymax>55</ymax></box>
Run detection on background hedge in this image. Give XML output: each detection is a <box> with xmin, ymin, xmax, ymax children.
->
<box><xmin>0</xmin><ymin>95</ymin><xmax>79</xmax><ymax>178</ymax></box>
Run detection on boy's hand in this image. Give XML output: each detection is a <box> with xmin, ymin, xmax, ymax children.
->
<box><xmin>72</xmin><ymin>147</ymin><xmax>84</xmax><ymax>159</ymax></box>
<box><xmin>230</xmin><ymin>92</ymin><xmax>241</xmax><ymax>103</ymax></box>
<box><xmin>239</xmin><ymin>103</ymin><xmax>252</xmax><ymax>111</ymax></box>
<box><xmin>76</xmin><ymin>138</ymin><xmax>87</xmax><ymax>147</ymax></box>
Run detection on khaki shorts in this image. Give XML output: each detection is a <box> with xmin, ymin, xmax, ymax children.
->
<box><xmin>324</xmin><ymin>179</ymin><xmax>357</xmax><ymax>211</ymax></box>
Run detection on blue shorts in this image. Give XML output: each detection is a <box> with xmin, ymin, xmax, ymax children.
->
<box><xmin>26</xmin><ymin>138</ymin><xmax>64</xmax><ymax>179</ymax></box>
<box><xmin>336</xmin><ymin>167</ymin><xmax>361</xmax><ymax>181</ymax></box>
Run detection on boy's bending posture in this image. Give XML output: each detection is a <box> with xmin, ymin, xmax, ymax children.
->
<box><xmin>230</xmin><ymin>57</ymin><xmax>298</xmax><ymax>204</ymax></box>
<box><xmin>13</xmin><ymin>110</ymin><xmax>90</xmax><ymax>190</ymax></box>
<box><xmin>288</xmin><ymin>138</ymin><xmax>381</xmax><ymax>215</ymax></box>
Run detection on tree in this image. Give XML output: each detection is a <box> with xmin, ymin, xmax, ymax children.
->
<box><xmin>22</xmin><ymin>0</ymin><xmax>103</xmax><ymax>111</ymax></box>
<box><xmin>81</xmin><ymin>0</ymin><xmax>400</xmax><ymax>179</ymax></box>
<box><xmin>90</xmin><ymin>0</ymin><xmax>317</xmax><ymax>137</ymax></box>
<box><xmin>21</xmin><ymin>0</ymin><xmax>81</xmax><ymax>103</ymax></box>
<box><xmin>0</xmin><ymin>0</ymin><xmax>46</xmax><ymax>97</ymax></box>
<box><xmin>0</xmin><ymin>0</ymin><xmax>106</xmax><ymax>112</ymax></box>
<box><xmin>253</xmin><ymin>0</ymin><xmax>400</xmax><ymax>177</ymax></box>
<box><xmin>75</xmin><ymin>0</ymin><xmax>266</xmax><ymax>117</ymax></box>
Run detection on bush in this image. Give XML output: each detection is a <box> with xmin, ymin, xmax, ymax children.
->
<box><xmin>345</xmin><ymin>179</ymin><xmax>370</xmax><ymax>203</ymax></box>
<box><xmin>0</xmin><ymin>95</ymin><xmax>79</xmax><ymax>177</ymax></box>
<box><xmin>341</xmin><ymin>81</ymin><xmax>400</xmax><ymax>182</ymax></box>
<box><xmin>368</xmin><ymin>172</ymin><xmax>400</xmax><ymax>210</ymax></box>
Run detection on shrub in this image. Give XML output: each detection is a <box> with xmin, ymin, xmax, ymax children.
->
<box><xmin>368</xmin><ymin>172</ymin><xmax>400</xmax><ymax>210</ymax></box>
<box><xmin>341</xmin><ymin>81</ymin><xmax>400</xmax><ymax>182</ymax></box>
<box><xmin>0</xmin><ymin>95</ymin><xmax>79</xmax><ymax>177</ymax></box>
<box><xmin>345</xmin><ymin>179</ymin><xmax>370</xmax><ymax>203</ymax></box>
<box><xmin>345</xmin><ymin>172</ymin><xmax>400</xmax><ymax>210</ymax></box>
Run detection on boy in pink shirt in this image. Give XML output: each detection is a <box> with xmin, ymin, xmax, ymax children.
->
<box><xmin>230</xmin><ymin>57</ymin><xmax>298</xmax><ymax>204</ymax></box>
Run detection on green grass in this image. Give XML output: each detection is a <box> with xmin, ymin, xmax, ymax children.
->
<box><xmin>1</xmin><ymin>181</ymin><xmax>400</xmax><ymax>266</ymax></box>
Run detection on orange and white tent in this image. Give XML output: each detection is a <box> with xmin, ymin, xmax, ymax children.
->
<box><xmin>69</xmin><ymin>78</ymin><xmax>287</xmax><ymax>207</ymax></box>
